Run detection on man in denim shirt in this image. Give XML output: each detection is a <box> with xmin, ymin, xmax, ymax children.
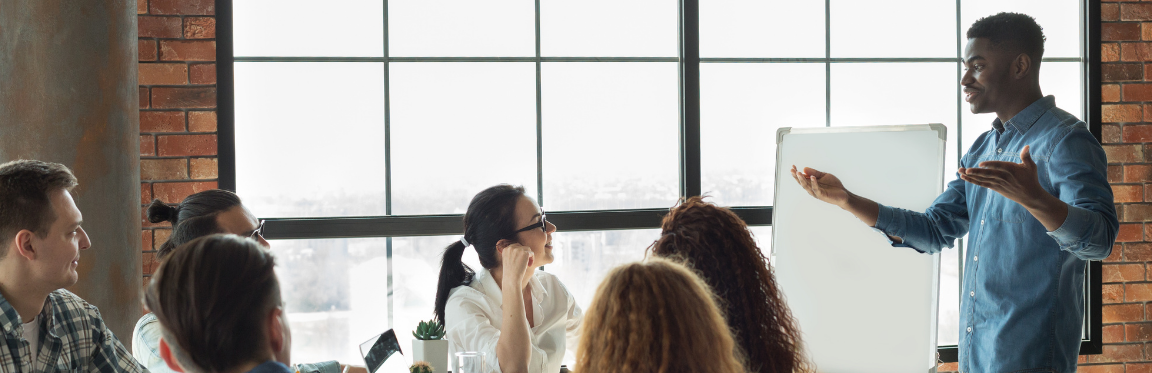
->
<box><xmin>792</xmin><ymin>13</ymin><xmax>1118</xmax><ymax>373</ymax></box>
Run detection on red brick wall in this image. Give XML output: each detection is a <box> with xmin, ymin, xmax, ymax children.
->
<box><xmin>138</xmin><ymin>0</ymin><xmax>217</xmax><ymax>287</ymax></box>
<box><xmin>1069</xmin><ymin>2</ymin><xmax>1152</xmax><ymax>372</ymax></box>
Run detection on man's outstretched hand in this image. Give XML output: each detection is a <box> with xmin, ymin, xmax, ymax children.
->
<box><xmin>791</xmin><ymin>165</ymin><xmax>849</xmax><ymax>208</ymax></box>
<box><xmin>958</xmin><ymin>145</ymin><xmax>1068</xmax><ymax>231</ymax></box>
<box><xmin>959</xmin><ymin>146</ymin><xmax>1042</xmax><ymax>207</ymax></box>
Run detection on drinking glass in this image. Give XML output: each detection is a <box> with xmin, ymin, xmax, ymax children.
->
<box><xmin>455</xmin><ymin>351</ymin><xmax>486</xmax><ymax>373</ymax></box>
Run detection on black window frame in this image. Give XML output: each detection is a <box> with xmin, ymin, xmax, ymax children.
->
<box><xmin>214</xmin><ymin>0</ymin><xmax>1103</xmax><ymax>363</ymax></box>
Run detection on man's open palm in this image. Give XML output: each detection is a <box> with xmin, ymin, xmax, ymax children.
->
<box><xmin>791</xmin><ymin>165</ymin><xmax>849</xmax><ymax>207</ymax></box>
<box><xmin>959</xmin><ymin>145</ymin><xmax>1043</xmax><ymax>206</ymax></box>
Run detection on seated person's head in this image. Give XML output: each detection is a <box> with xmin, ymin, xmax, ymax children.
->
<box><xmin>648</xmin><ymin>196</ymin><xmax>810</xmax><ymax>373</ymax></box>
<box><xmin>0</xmin><ymin>160</ymin><xmax>87</xmax><ymax>290</ymax></box>
<box><xmin>434</xmin><ymin>184</ymin><xmax>557</xmax><ymax>321</ymax></box>
<box><xmin>575</xmin><ymin>258</ymin><xmax>745</xmax><ymax>373</ymax></box>
<box><xmin>147</xmin><ymin>189</ymin><xmax>266</xmax><ymax>259</ymax></box>
<box><xmin>145</xmin><ymin>234</ymin><xmax>289</xmax><ymax>373</ymax></box>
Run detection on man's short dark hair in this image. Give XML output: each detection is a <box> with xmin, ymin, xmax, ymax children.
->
<box><xmin>0</xmin><ymin>160</ymin><xmax>79</xmax><ymax>258</ymax></box>
<box><xmin>967</xmin><ymin>12</ymin><xmax>1046</xmax><ymax>67</ymax></box>
<box><xmin>145</xmin><ymin>234</ymin><xmax>281</xmax><ymax>372</ymax></box>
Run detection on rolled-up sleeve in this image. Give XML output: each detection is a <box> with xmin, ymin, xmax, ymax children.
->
<box><xmin>1044</xmin><ymin>128</ymin><xmax>1118</xmax><ymax>260</ymax></box>
<box><xmin>445</xmin><ymin>293</ymin><xmax>547</xmax><ymax>373</ymax></box>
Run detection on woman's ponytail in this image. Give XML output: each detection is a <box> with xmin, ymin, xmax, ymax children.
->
<box><xmin>433</xmin><ymin>184</ymin><xmax>528</xmax><ymax>322</ymax></box>
<box><xmin>146</xmin><ymin>199</ymin><xmax>180</xmax><ymax>224</ymax></box>
<box><xmin>434</xmin><ymin>240</ymin><xmax>474</xmax><ymax>323</ymax></box>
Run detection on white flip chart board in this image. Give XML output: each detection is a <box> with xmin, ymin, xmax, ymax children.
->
<box><xmin>772</xmin><ymin>124</ymin><xmax>945</xmax><ymax>373</ymax></box>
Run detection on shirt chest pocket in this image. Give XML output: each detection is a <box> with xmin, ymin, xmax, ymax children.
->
<box><xmin>984</xmin><ymin>153</ymin><xmax>1050</xmax><ymax>225</ymax></box>
<box><xmin>52</xmin><ymin>352</ymin><xmax>78</xmax><ymax>371</ymax></box>
<box><xmin>988</xmin><ymin>193</ymin><xmax>1030</xmax><ymax>223</ymax></box>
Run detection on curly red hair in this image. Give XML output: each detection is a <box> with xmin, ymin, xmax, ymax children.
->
<box><xmin>648</xmin><ymin>196</ymin><xmax>813</xmax><ymax>373</ymax></box>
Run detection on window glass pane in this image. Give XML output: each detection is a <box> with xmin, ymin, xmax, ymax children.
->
<box><xmin>542</xmin><ymin>63</ymin><xmax>679</xmax><ymax>210</ymax></box>
<box><xmin>750</xmin><ymin>226</ymin><xmax>773</xmax><ymax>266</ymax></box>
<box><xmin>1039</xmin><ymin>62</ymin><xmax>1085</xmax><ymax>119</ymax></box>
<box><xmin>392</xmin><ymin>235</ymin><xmax>482</xmax><ymax>368</ymax></box>
<box><xmin>700</xmin><ymin>0</ymin><xmax>825</xmax><ymax>58</ymax></box>
<box><xmin>389</xmin><ymin>63</ymin><xmax>538</xmax><ymax>215</ymax></box>
<box><xmin>961</xmin><ymin>0</ymin><xmax>1081</xmax><ymax>58</ymax></box>
<box><xmin>548</xmin><ymin>230</ymin><xmax>658</xmax><ymax>308</ymax></box>
<box><xmin>960</xmin><ymin>62</ymin><xmax>1083</xmax><ymax>161</ymax></box>
<box><xmin>274</xmin><ymin>237</ymin><xmax>390</xmax><ymax>366</ymax></box>
<box><xmin>939</xmin><ymin>244</ymin><xmax>961</xmax><ymax>346</ymax></box>
<box><xmin>540</xmin><ymin>0</ymin><xmax>677</xmax><ymax>57</ymax></box>
<box><xmin>830</xmin><ymin>0</ymin><xmax>955</xmax><ymax>58</ymax></box>
<box><xmin>545</xmin><ymin>228</ymin><xmax>657</xmax><ymax>323</ymax></box>
<box><xmin>235</xmin><ymin>62</ymin><xmax>387</xmax><ymax>218</ymax></box>
<box><xmin>233</xmin><ymin>0</ymin><xmax>383</xmax><ymax>57</ymax></box>
<box><xmin>701</xmin><ymin>63</ymin><xmax>826</xmax><ymax>206</ymax></box>
<box><xmin>830</xmin><ymin>63</ymin><xmax>959</xmax><ymax>177</ymax></box>
<box><xmin>389</xmin><ymin>0</ymin><xmax>534</xmax><ymax>57</ymax></box>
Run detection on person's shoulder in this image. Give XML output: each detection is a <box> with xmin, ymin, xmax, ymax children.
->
<box><xmin>1043</xmin><ymin>105</ymin><xmax>1088</xmax><ymax>133</ymax></box>
<box><xmin>133</xmin><ymin>312</ymin><xmax>160</xmax><ymax>337</ymax></box>
<box><xmin>135</xmin><ymin>312</ymin><xmax>158</xmax><ymax>328</ymax></box>
<box><xmin>49</xmin><ymin>289</ymin><xmax>100</xmax><ymax>316</ymax></box>
<box><xmin>447</xmin><ymin>282</ymin><xmax>487</xmax><ymax>305</ymax></box>
<box><xmin>47</xmin><ymin>289</ymin><xmax>109</xmax><ymax>334</ymax></box>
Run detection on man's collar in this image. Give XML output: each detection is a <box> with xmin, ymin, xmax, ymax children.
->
<box><xmin>0</xmin><ymin>290</ymin><xmax>51</xmax><ymax>336</ymax></box>
<box><xmin>0</xmin><ymin>291</ymin><xmax>21</xmax><ymax>335</ymax></box>
<box><xmin>992</xmin><ymin>95</ymin><xmax>1055</xmax><ymax>134</ymax></box>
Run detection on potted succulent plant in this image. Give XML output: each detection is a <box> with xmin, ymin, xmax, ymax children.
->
<box><xmin>412</xmin><ymin>319</ymin><xmax>448</xmax><ymax>373</ymax></box>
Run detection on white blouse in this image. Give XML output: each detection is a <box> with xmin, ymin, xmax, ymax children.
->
<box><xmin>444</xmin><ymin>269</ymin><xmax>582</xmax><ymax>373</ymax></box>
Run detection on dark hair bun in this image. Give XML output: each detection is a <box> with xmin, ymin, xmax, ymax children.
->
<box><xmin>146</xmin><ymin>199</ymin><xmax>180</xmax><ymax>224</ymax></box>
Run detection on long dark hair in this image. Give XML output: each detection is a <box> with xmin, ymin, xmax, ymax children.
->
<box><xmin>433</xmin><ymin>184</ymin><xmax>526</xmax><ymax>322</ymax></box>
<box><xmin>146</xmin><ymin>189</ymin><xmax>242</xmax><ymax>258</ymax></box>
<box><xmin>145</xmin><ymin>234</ymin><xmax>280</xmax><ymax>372</ymax></box>
<box><xmin>648</xmin><ymin>197</ymin><xmax>813</xmax><ymax>373</ymax></box>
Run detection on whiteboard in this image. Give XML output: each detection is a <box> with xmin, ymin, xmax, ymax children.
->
<box><xmin>771</xmin><ymin>124</ymin><xmax>945</xmax><ymax>373</ymax></box>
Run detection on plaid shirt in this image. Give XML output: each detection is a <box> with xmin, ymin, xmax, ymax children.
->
<box><xmin>1</xmin><ymin>289</ymin><xmax>145</xmax><ymax>372</ymax></box>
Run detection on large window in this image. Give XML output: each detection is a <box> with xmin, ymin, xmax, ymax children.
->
<box><xmin>219</xmin><ymin>0</ymin><xmax>1101</xmax><ymax>366</ymax></box>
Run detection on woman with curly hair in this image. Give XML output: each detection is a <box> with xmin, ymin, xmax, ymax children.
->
<box><xmin>649</xmin><ymin>196</ymin><xmax>813</xmax><ymax>373</ymax></box>
<box><xmin>574</xmin><ymin>258</ymin><xmax>746</xmax><ymax>373</ymax></box>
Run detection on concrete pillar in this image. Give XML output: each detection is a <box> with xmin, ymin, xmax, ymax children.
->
<box><xmin>0</xmin><ymin>0</ymin><xmax>141</xmax><ymax>346</ymax></box>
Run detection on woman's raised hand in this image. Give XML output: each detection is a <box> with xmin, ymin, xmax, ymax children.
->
<box><xmin>498</xmin><ymin>240</ymin><xmax>535</xmax><ymax>286</ymax></box>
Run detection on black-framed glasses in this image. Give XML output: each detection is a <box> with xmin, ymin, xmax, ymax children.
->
<box><xmin>513</xmin><ymin>212</ymin><xmax>547</xmax><ymax>234</ymax></box>
<box><xmin>249</xmin><ymin>220</ymin><xmax>266</xmax><ymax>239</ymax></box>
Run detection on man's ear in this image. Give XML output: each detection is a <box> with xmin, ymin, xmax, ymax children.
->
<box><xmin>268</xmin><ymin>307</ymin><xmax>286</xmax><ymax>354</ymax></box>
<box><xmin>13</xmin><ymin>229</ymin><xmax>37</xmax><ymax>261</ymax></box>
<box><xmin>159</xmin><ymin>338</ymin><xmax>186</xmax><ymax>372</ymax></box>
<box><xmin>1013</xmin><ymin>53</ymin><xmax>1033</xmax><ymax>79</ymax></box>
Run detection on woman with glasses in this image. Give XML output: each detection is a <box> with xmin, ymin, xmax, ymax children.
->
<box><xmin>434</xmin><ymin>184</ymin><xmax>581</xmax><ymax>373</ymax></box>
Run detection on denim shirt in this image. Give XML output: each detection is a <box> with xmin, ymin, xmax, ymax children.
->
<box><xmin>874</xmin><ymin>96</ymin><xmax>1118</xmax><ymax>373</ymax></box>
<box><xmin>249</xmin><ymin>361</ymin><xmax>294</xmax><ymax>373</ymax></box>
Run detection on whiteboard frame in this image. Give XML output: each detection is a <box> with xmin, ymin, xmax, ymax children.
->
<box><xmin>771</xmin><ymin>123</ymin><xmax>946</xmax><ymax>373</ymax></box>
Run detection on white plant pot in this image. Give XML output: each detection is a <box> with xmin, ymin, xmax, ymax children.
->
<box><xmin>412</xmin><ymin>339</ymin><xmax>450</xmax><ymax>373</ymax></box>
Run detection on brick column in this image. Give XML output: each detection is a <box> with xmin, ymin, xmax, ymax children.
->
<box><xmin>138</xmin><ymin>0</ymin><xmax>218</xmax><ymax>291</ymax></box>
